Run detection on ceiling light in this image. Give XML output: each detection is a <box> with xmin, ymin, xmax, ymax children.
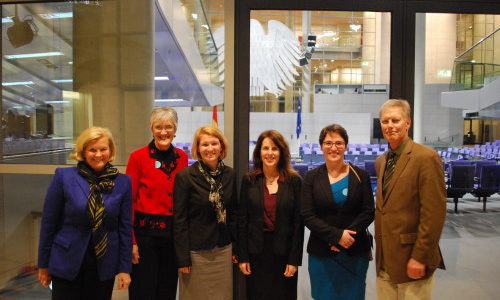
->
<box><xmin>191</xmin><ymin>13</ymin><xmax>198</xmax><ymax>20</ymax></box>
<box><xmin>2</xmin><ymin>81</ymin><xmax>35</xmax><ymax>86</ymax></box>
<box><xmin>45</xmin><ymin>100</ymin><xmax>70</xmax><ymax>104</ymax></box>
<box><xmin>201</xmin><ymin>24</ymin><xmax>209</xmax><ymax>29</ymax></box>
<box><xmin>39</xmin><ymin>12</ymin><xmax>73</xmax><ymax>19</ymax></box>
<box><xmin>52</xmin><ymin>79</ymin><xmax>73</xmax><ymax>83</ymax></box>
<box><xmin>349</xmin><ymin>24</ymin><xmax>361</xmax><ymax>32</ymax></box>
<box><xmin>154</xmin><ymin>76</ymin><xmax>170</xmax><ymax>81</ymax></box>
<box><xmin>4</xmin><ymin>51</ymin><xmax>64</xmax><ymax>59</ymax></box>
<box><xmin>155</xmin><ymin>99</ymin><xmax>185</xmax><ymax>103</ymax></box>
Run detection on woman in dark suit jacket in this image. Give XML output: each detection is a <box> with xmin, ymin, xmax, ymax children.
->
<box><xmin>173</xmin><ymin>126</ymin><xmax>237</xmax><ymax>300</ymax></box>
<box><xmin>301</xmin><ymin>124</ymin><xmax>374</xmax><ymax>300</ymax></box>
<box><xmin>38</xmin><ymin>126</ymin><xmax>132</xmax><ymax>300</ymax></box>
<box><xmin>238</xmin><ymin>130</ymin><xmax>304</xmax><ymax>300</ymax></box>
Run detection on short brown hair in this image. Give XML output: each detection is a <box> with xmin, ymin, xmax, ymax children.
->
<box><xmin>191</xmin><ymin>126</ymin><xmax>229</xmax><ymax>161</ymax></box>
<box><xmin>319</xmin><ymin>124</ymin><xmax>349</xmax><ymax>146</ymax></box>
<box><xmin>70</xmin><ymin>126</ymin><xmax>116</xmax><ymax>162</ymax></box>
<box><xmin>379</xmin><ymin>99</ymin><xmax>411</xmax><ymax>120</ymax></box>
<box><xmin>250</xmin><ymin>130</ymin><xmax>298</xmax><ymax>180</ymax></box>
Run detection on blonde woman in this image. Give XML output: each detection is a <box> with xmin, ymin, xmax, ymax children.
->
<box><xmin>173</xmin><ymin>126</ymin><xmax>237</xmax><ymax>300</ymax></box>
<box><xmin>38</xmin><ymin>127</ymin><xmax>132</xmax><ymax>299</ymax></box>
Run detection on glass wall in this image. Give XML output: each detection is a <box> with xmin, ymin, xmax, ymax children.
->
<box><xmin>414</xmin><ymin>14</ymin><xmax>500</xmax><ymax>299</ymax></box>
<box><xmin>248</xmin><ymin>10</ymin><xmax>391</xmax><ymax>172</ymax></box>
<box><xmin>415</xmin><ymin>13</ymin><xmax>500</xmax><ymax>154</ymax></box>
<box><xmin>0</xmin><ymin>0</ymin><xmax>225</xmax><ymax>297</ymax></box>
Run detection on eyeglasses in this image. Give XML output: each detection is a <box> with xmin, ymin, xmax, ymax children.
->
<box><xmin>322</xmin><ymin>141</ymin><xmax>346</xmax><ymax>149</ymax></box>
<box><xmin>153</xmin><ymin>125</ymin><xmax>175</xmax><ymax>132</ymax></box>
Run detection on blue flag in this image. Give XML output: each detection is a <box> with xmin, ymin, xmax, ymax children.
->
<box><xmin>296</xmin><ymin>97</ymin><xmax>302</xmax><ymax>139</ymax></box>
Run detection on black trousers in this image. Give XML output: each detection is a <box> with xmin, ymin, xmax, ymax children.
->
<box><xmin>129</xmin><ymin>234</ymin><xmax>178</xmax><ymax>300</ymax></box>
<box><xmin>51</xmin><ymin>246</ymin><xmax>114</xmax><ymax>300</ymax></box>
<box><xmin>246</xmin><ymin>232</ymin><xmax>298</xmax><ymax>300</ymax></box>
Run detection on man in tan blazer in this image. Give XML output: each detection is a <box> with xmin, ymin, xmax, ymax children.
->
<box><xmin>375</xmin><ymin>99</ymin><xmax>446</xmax><ymax>299</ymax></box>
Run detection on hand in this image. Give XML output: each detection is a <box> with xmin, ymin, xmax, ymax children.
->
<box><xmin>338</xmin><ymin>230</ymin><xmax>356</xmax><ymax>249</ymax></box>
<box><xmin>232</xmin><ymin>255</ymin><xmax>238</xmax><ymax>264</ymax></box>
<box><xmin>38</xmin><ymin>268</ymin><xmax>51</xmax><ymax>288</ymax></box>
<box><xmin>239</xmin><ymin>262</ymin><xmax>251</xmax><ymax>275</ymax></box>
<box><xmin>330</xmin><ymin>245</ymin><xmax>341</xmax><ymax>252</ymax></box>
<box><xmin>407</xmin><ymin>258</ymin><xmax>426</xmax><ymax>279</ymax></box>
<box><xmin>132</xmin><ymin>244</ymin><xmax>140</xmax><ymax>264</ymax></box>
<box><xmin>117</xmin><ymin>273</ymin><xmax>131</xmax><ymax>290</ymax></box>
<box><xmin>179</xmin><ymin>267</ymin><xmax>191</xmax><ymax>274</ymax></box>
<box><xmin>283</xmin><ymin>265</ymin><xmax>297</xmax><ymax>277</ymax></box>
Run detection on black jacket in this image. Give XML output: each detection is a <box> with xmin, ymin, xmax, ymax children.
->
<box><xmin>173</xmin><ymin>162</ymin><xmax>237</xmax><ymax>267</ymax></box>
<box><xmin>237</xmin><ymin>172</ymin><xmax>304</xmax><ymax>266</ymax></box>
<box><xmin>301</xmin><ymin>163</ymin><xmax>374</xmax><ymax>257</ymax></box>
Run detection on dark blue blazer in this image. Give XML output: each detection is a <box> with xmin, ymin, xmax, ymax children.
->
<box><xmin>38</xmin><ymin>167</ymin><xmax>133</xmax><ymax>281</ymax></box>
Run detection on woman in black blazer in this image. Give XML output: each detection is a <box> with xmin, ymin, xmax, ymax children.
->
<box><xmin>301</xmin><ymin>124</ymin><xmax>374</xmax><ymax>300</ymax></box>
<box><xmin>238</xmin><ymin>130</ymin><xmax>304</xmax><ymax>300</ymax></box>
<box><xmin>173</xmin><ymin>126</ymin><xmax>237</xmax><ymax>300</ymax></box>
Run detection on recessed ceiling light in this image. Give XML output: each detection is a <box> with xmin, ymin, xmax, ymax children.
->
<box><xmin>2</xmin><ymin>81</ymin><xmax>35</xmax><ymax>86</ymax></box>
<box><xmin>5</xmin><ymin>52</ymin><xmax>64</xmax><ymax>59</ymax></box>
<box><xmin>45</xmin><ymin>100</ymin><xmax>70</xmax><ymax>104</ymax></box>
<box><xmin>39</xmin><ymin>12</ymin><xmax>73</xmax><ymax>19</ymax></box>
<box><xmin>155</xmin><ymin>99</ymin><xmax>185</xmax><ymax>102</ymax></box>
<box><xmin>154</xmin><ymin>76</ymin><xmax>170</xmax><ymax>81</ymax></box>
<box><xmin>52</xmin><ymin>79</ymin><xmax>73</xmax><ymax>83</ymax></box>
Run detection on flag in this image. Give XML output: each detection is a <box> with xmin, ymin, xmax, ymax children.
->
<box><xmin>212</xmin><ymin>106</ymin><xmax>218</xmax><ymax>128</ymax></box>
<box><xmin>296</xmin><ymin>97</ymin><xmax>302</xmax><ymax>139</ymax></box>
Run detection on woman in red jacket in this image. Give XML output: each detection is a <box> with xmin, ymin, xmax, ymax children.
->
<box><xmin>126</xmin><ymin>107</ymin><xmax>188</xmax><ymax>300</ymax></box>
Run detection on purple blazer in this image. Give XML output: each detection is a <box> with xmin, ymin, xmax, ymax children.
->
<box><xmin>38</xmin><ymin>167</ymin><xmax>132</xmax><ymax>281</ymax></box>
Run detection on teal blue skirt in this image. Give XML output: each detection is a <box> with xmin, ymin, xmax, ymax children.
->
<box><xmin>308</xmin><ymin>252</ymin><xmax>369</xmax><ymax>300</ymax></box>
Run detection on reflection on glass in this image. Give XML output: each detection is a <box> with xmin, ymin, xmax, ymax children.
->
<box><xmin>2</xmin><ymin>3</ymin><xmax>74</xmax><ymax>163</ymax></box>
<box><xmin>248</xmin><ymin>10</ymin><xmax>391</xmax><ymax>173</ymax></box>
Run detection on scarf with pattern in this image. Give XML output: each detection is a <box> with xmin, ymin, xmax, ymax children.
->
<box><xmin>77</xmin><ymin>161</ymin><xmax>119</xmax><ymax>259</ymax></box>
<box><xmin>198</xmin><ymin>160</ymin><xmax>226</xmax><ymax>224</ymax></box>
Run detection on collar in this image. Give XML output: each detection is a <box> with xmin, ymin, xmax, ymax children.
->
<box><xmin>389</xmin><ymin>138</ymin><xmax>410</xmax><ymax>156</ymax></box>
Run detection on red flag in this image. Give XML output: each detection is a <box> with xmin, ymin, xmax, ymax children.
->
<box><xmin>212</xmin><ymin>106</ymin><xmax>218</xmax><ymax>128</ymax></box>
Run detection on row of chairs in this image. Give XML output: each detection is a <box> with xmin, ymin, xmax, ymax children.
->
<box><xmin>446</xmin><ymin>160</ymin><xmax>500</xmax><ymax>213</ymax></box>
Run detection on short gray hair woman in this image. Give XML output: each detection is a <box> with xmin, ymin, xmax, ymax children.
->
<box><xmin>126</xmin><ymin>107</ymin><xmax>188</xmax><ymax>300</ymax></box>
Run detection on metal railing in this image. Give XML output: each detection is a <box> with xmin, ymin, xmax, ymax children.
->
<box><xmin>450</xmin><ymin>28</ymin><xmax>500</xmax><ymax>91</ymax></box>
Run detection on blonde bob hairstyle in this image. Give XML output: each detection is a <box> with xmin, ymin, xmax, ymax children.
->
<box><xmin>191</xmin><ymin>126</ymin><xmax>229</xmax><ymax>161</ymax></box>
<box><xmin>150</xmin><ymin>107</ymin><xmax>178</xmax><ymax>131</ymax></box>
<box><xmin>70</xmin><ymin>126</ymin><xmax>116</xmax><ymax>162</ymax></box>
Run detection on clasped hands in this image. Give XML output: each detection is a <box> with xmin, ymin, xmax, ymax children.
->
<box><xmin>330</xmin><ymin>229</ymin><xmax>356</xmax><ymax>252</ymax></box>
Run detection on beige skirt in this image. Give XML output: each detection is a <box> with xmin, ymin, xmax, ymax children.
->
<box><xmin>179</xmin><ymin>244</ymin><xmax>233</xmax><ymax>300</ymax></box>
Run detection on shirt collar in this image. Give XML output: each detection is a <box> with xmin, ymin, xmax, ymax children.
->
<box><xmin>389</xmin><ymin>138</ymin><xmax>410</xmax><ymax>157</ymax></box>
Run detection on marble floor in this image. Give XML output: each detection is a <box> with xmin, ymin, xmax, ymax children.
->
<box><xmin>1</xmin><ymin>194</ymin><xmax>500</xmax><ymax>299</ymax></box>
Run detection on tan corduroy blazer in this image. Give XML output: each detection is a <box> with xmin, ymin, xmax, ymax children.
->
<box><xmin>375</xmin><ymin>139</ymin><xmax>446</xmax><ymax>284</ymax></box>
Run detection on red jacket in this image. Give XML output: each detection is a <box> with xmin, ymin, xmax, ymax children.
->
<box><xmin>126</xmin><ymin>145</ymin><xmax>188</xmax><ymax>243</ymax></box>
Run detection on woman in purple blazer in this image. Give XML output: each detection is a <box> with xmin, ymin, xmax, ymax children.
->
<box><xmin>38</xmin><ymin>127</ymin><xmax>132</xmax><ymax>300</ymax></box>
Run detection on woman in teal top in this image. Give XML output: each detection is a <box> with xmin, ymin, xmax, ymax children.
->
<box><xmin>301</xmin><ymin>124</ymin><xmax>375</xmax><ymax>300</ymax></box>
